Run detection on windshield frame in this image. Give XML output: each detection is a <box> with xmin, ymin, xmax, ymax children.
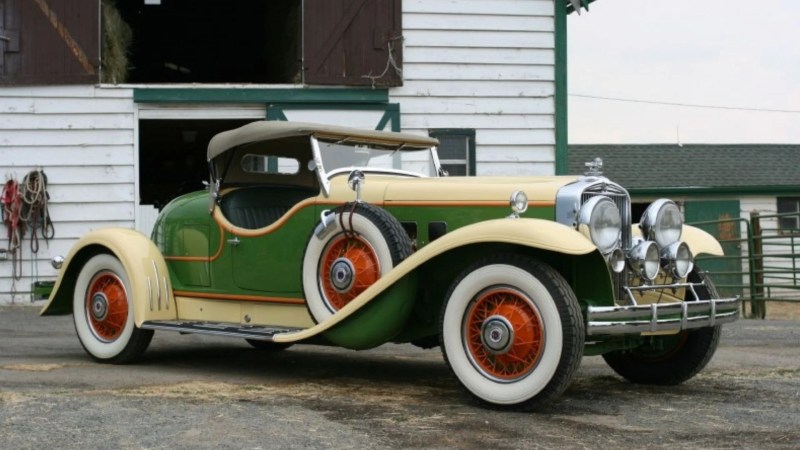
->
<box><xmin>309</xmin><ymin>136</ymin><xmax>441</xmax><ymax>196</ymax></box>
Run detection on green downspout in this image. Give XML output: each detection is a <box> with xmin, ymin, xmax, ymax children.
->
<box><xmin>554</xmin><ymin>1</ymin><xmax>568</xmax><ymax>175</ymax></box>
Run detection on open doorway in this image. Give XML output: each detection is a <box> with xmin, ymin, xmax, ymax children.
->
<box><xmin>138</xmin><ymin>119</ymin><xmax>254</xmax><ymax>210</ymax></box>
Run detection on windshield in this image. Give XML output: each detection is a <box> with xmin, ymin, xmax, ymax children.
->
<box><xmin>317</xmin><ymin>140</ymin><xmax>438</xmax><ymax>178</ymax></box>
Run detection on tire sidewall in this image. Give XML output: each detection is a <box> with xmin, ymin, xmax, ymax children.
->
<box><xmin>303</xmin><ymin>211</ymin><xmax>395</xmax><ymax>322</ymax></box>
<box><xmin>73</xmin><ymin>254</ymin><xmax>136</xmax><ymax>360</ymax></box>
<box><xmin>442</xmin><ymin>263</ymin><xmax>563</xmax><ymax>405</ymax></box>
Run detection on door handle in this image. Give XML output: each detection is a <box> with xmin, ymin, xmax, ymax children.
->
<box><xmin>227</xmin><ymin>236</ymin><xmax>241</xmax><ymax>247</ymax></box>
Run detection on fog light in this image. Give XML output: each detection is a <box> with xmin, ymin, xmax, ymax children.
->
<box><xmin>628</xmin><ymin>240</ymin><xmax>660</xmax><ymax>281</ymax></box>
<box><xmin>607</xmin><ymin>248</ymin><xmax>625</xmax><ymax>273</ymax></box>
<box><xmin>661</xmin><ymin>241</ymin><xmax>694</xmax><ymax>278</ymax></box>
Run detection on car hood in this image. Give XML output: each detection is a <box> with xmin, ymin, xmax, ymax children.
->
<box><xmin>325</xmin><ymin>175</ymin><xmax>581</xmax><ymax>204</ymax></box>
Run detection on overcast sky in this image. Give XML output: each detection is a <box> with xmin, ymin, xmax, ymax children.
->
<box><xmin>567</xmin><ymin>0</ymin><xmax>800</xmax><ymax>144</ymax></box>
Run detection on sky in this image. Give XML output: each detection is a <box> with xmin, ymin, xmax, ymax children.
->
<box><xmin>566</xmin><ymin>0</ymin><xmax>800</xmax><ymax>144</ymax></box>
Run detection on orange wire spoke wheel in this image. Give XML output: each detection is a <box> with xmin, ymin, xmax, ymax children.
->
<box><xmin>84</xmin><ymin>270</ymin><xmax>129</xmax><ymax>342</ymax></box>
<box><xmin>463</xmin><ymin>287</ymin><xmax>545</xmax><ymax>382</ymax></box>
<box><xmin>319</xmin><ymin>234</ymin><xmax>381</xmax><ymax>311</ymax></box>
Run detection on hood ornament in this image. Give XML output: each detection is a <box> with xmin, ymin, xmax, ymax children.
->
<box><xmin>584</xmin><ymin>157</ymin><xmax>603</xmax><ymax>176</ymax></box>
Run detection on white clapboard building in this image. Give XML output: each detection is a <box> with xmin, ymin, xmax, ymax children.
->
<box><xmin>0</xmin><ymin>0</ymin><xmax>591</xmax><ymax>302</ymax></box>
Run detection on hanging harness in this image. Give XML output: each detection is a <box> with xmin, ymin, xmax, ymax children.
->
<box><xmin>1</xmin><ymin>178</ymin><xmax>23</xmax><ymax>280</ymax></box>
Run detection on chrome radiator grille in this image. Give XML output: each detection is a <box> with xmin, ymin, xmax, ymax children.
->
<box><xmin>581</xmin><ymin>183</ymin><xmax>632</xmax><ymax>303</ymax></box>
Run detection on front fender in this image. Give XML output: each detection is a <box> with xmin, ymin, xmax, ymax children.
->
<box><xmin>40</xmin><ymin>228</ymin><xmax>177</xmax><ymax>326</ymax></box>
<box><xmin>681</xmin><ymin>224</ymin><xmax>724</xmax><ymax>256</ymax></box>
<box><xmin>274</xmin><ymin>218</ymin><xmax>597</xmax><ymax>344</ymax></box>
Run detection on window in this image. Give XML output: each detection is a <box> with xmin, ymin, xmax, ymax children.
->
<box><xmin>777</xmin><ymin>197</ymin><xmax>800</xmax><ymax>234</ymax></box>
<box><xmin>428</xmin><ymin>129</ymin><xmax>476</xmax><ymax>176</ymax></box>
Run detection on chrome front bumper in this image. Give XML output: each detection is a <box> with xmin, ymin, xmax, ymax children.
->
<box><xmin>586</xmin><ymin>295</ymin><xmax>740</xmax><ymax>336</ymax></box>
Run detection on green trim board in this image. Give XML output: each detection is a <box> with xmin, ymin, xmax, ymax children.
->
<box><xmin>554</xmin><ymin>1</ymin><xmax>569</xmax><ymax>175</ymax></box>
<box><xmin>133</xmin><ymin>88</ymin><xmax>389</xmax><ymax>104</ymax></box>
<box><xmin>265</xmin><ymin>103</ymin><xmax>401</xmax><ymax>132</ymax></box>
<box><xmin>629</xmin><ymin>186</ymin><xmax>800</xmax><ymax>197</ymax></box>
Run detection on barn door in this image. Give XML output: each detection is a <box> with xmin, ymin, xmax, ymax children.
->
<box><xmin>0</xmin><ymin>0</ymin><xmax>99</xmax><ymax>85</ymax></box>
<box><xmin>303</xmin><ymin>0</ymin><xmax>402</xmax><ymax>87</ymax></box>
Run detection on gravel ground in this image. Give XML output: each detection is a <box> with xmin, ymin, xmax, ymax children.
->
<box><xmin>1</xmin><ymin>305</ymin><xmax>799</xmax><ymax>449</ymax></box>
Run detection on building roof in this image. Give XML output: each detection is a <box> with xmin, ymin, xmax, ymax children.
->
<box><xmin>569</xmin><ymin>144</ymin><xmax>800</xmax><ymax>195</ymax></box>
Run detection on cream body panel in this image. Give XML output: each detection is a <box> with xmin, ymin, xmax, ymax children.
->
<box><xmin>175</xmin><ymin>297</ymin><xmax>241</xmax><ymax>323</ymax></box>
<box><xmin>322</xmin><ymin>174</ymin><xmax>578</xmax><ymax>204</ymax></box>
<box><xmin>41</xmin><ymin>228</ymin><xmax>177</xmax><ymax>326</ymax></box>
<box><xmin>241</xmin><ymin>303</ymin><xmax>315</xmax><ymax>328</ymax></box>
<box><xmin>274</xmin><ymin>218</ymin><xmax>597</xmax><ymax>343</ymax></box>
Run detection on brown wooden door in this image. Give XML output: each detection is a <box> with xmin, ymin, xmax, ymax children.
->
<box><xmin>303</xmin><ymin>0</ymin><xmax>402</xmax><ymax>87</ymax></box>
<box><xmin>0</xmin><ymin>0</ymin><xmax>99</xmax><ymax>85</ymax></box>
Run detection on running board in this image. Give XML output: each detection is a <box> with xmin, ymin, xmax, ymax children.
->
<box><xmin>140</xmin><ymin>320</ymin><xmax>303</xmax><ymax>341</ymax></box>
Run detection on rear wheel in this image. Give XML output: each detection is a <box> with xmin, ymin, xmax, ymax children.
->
<box><xmin>602</xmin><ymin>269</ymin><xmax>722</xmax><ymax>385</ymax></box>
<box><xmin>440</xmin><ymin>255</ymin><xmax>584</xmax><ymax>410</ymax></box>
<box><xmin>73</xmin><ymin>254</ymin><xmax>153</xmax><ymax>363</ymax></box>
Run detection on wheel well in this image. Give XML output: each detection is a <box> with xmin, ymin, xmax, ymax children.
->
<box><xmin>44</xmin><ymin>245</ymin><xmax>113</xmax><ymax>315</ymax></box>
<box><xmin>394</xmin><ymin>242</ymin><xmax>612</xmax><ymax>343</ymax></box>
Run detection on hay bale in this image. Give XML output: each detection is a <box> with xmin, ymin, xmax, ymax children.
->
<box><xmin>101</xmin><ymin>0</ymin><xmax>132</xmax><ymax>84</ymax></box>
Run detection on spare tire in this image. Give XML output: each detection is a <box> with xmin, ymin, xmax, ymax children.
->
<box><xmin>302</xmin><ymin>202</ymin><xmax>413</xmax><ymax>323</ymax></box>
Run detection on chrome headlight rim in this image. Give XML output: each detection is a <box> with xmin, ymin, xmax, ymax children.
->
<box><xmin>661</xmin><ymin>241</ymin><xmax>694</xmax><ymax>279</ymax></box>
<box><xmin>576</xmin><ymin>196</ymin><xmax>622</xmax><ymax>254</ymax></box>
<box><xmin>628</xmin><ymin>239</ymin><xmax>660</xmax><ymax>281</ymax></box>
<box><xmin>640</xmin><ymin>199</ymin><xmax>683</xmax><ymax>248</ymax></box>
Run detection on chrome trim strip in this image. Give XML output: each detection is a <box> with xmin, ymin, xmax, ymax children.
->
<box><xmin>147</xmin><ymin>277</ymin><xmax>153</xmax><ymax>311</ymax></box>
<box><xmin>152</xmin><ymin>261</ymin><xmax>161</xmax><ymax>311</ymax></box>
<box><xmin>587</xmin><ymin>297</ymin><xmax>740</xmax><ymax>335</ymax></box>
<box><xmin>162</xmin><ymin>276</ymin><xmax>169</xmax><ymax>310</ymax></box>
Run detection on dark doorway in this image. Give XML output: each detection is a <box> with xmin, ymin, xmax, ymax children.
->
<box><xmin>138</xmin><ymin>119</ymin><xmax>254</xmax><ymax>209</ymax></box>
<box><xmin>115</xmin><ymin>1</ymin><xmax>301</xmax><ymax>83</ymax></box>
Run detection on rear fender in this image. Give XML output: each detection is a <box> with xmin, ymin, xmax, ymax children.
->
<box><xmin>40</xmin><ymin>228</ymin><xmax>177</xmax><ymax>326</ymax></box>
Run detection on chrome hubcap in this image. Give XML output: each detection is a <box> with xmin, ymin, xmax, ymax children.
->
<box><xmin>90</xmin><ymin>293</ymin><xmax>109</xmax><ymax>321</ymax></box>
<box><xmin>480</xmin><ymin>315</ymin><xmax>514</xmax><ymax>354</ymax></box>
<box><xmin>329</xmin><ymin>258</ymin><xmax>355</xmax><ymax>293</ymax></box>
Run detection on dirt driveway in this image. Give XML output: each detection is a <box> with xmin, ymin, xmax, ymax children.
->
<box><xmin>1</xmin><ymin>305</ymin><xmax>799</xmax><ymax>449</ymax></box>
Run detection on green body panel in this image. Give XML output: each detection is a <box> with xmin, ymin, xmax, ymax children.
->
<box><xmin>384</xmin><ymin>205</ymin><xmax>555</xmax><ymax>247</ymax></box>
<box><xmin>323</xmin><ymin>273</ymin><xmax>418</xmax><ymax>350</ymax></box>
<box><xmin>230</xmin><ymin>209</ymin><xmax>315</xmax><ymax>292</ymax></box>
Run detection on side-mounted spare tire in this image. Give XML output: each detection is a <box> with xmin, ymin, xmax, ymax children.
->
<box><xmin>302</xmin><ymin>202</ymin><xmax>414</xmax><ymax>323</ymax></box>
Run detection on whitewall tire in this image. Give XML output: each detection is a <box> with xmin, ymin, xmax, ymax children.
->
<box><xmin>73</xmin><ymin>254</ymin><xmax>153</xmax><ymax>363</ymax></box>
<box><xmin>440</xmin><ymin>255</ymin><xmax>584</xmax><ymax>410</ymax></box>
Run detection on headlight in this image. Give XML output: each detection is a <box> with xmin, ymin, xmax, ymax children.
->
<box><xmin>640</xmin><ymin>199</ymin><xmax>683</xmax><ymax>247</ymax></box>
<box><xmin>661</xmin><ymin>241</ymin><xmax>694</xmax><ymax>278</ymax></box>
<box><xmin>628</xmin><ymin>239</ymin><xmax>660</xmax><ymax>281</ymax></box>
<box><xmin>576</xmin><ymin>196</ymin><xmax>621</xmax><ymax>254</ymax></box>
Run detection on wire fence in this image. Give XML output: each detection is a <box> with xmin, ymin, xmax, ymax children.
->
<box><xmin>690</xmin><ymin>211</ymin><xmax>800</xmax><ymax>318</ymax></box>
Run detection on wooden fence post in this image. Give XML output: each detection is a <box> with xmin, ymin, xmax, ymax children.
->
<box><xmin>750</xmin><ymin>211</ymin><xmax>766</xmax><ymax>318</ymax></box>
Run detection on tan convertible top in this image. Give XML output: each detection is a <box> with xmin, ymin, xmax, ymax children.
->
<box><xmin>207</xmin><ymin>120</ymin><xmax>439</xmax><ymax>161</ymax></box>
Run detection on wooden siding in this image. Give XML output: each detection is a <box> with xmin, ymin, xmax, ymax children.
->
<box><xmin>393</xmin><ymin>0</ymin><xmax>556</xmax><ymax>175</ymax></box>
<box><xmin>0</xmin><ymin>85</ymin><xmax>134</xmax><ymax>303</ymax></box>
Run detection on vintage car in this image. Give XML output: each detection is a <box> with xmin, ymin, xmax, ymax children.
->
<box><xmin>42</xmin><ymin>121</ymin><xmax>740</xmax><ymax>410</ymax></box>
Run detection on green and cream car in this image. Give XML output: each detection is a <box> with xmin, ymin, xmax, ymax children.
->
<box><xmin>42</xmin><ymin>121</ymin><xmax>740</xmax><ymax>410</ymax></box>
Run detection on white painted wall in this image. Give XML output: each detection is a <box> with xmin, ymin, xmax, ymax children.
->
<box><xmin>0</xmin><ymin>85</ymin><xmax>136</xmax><ymax>304</ymax></box>
<box><xmin>394</xmin><ymin>0</ymin><xmax>556</xmax><ymax>175</ymax></box>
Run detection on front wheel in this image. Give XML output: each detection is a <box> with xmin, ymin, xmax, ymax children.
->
<box><xmin>602</xmin><ymin>269</ymin><xmax>721</xmax><ymax>385</ymax></box>
<box><xmin>440</xmin><ymin>255</ymin><xmax>584</xmax><ymax>410</ymax></box>
<box><xmin>73</xmin><ymin>254</ymin><xmax>153</xmax><ymax>363</ymax></box>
